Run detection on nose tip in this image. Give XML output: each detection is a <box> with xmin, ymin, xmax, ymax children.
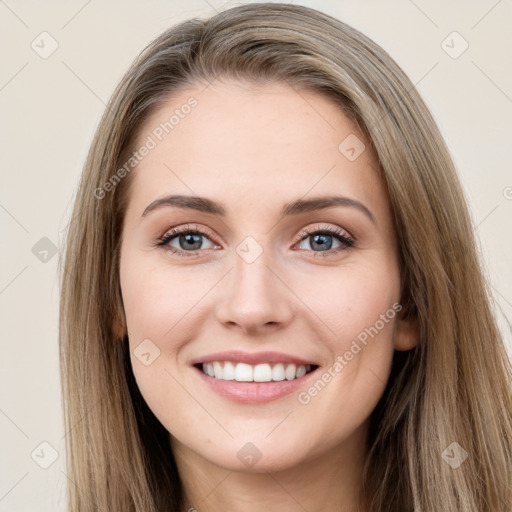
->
<box><xmin>214</xmin><ymin>260</ymin><xmax>293</xmax><ymax>334</ymax></box>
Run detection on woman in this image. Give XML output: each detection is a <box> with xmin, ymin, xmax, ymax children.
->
<box><xmin>59</xmin><ymin>3</ymin><xmax>512</xmax><ymax>511</ymax></box>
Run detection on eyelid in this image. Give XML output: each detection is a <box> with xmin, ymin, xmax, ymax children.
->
<box><xmin>161</xmin><ymin>223</ymin><xmax>219</xmax><ymax>243</ymax></box>
<box><xmin>292</xmin><ymin>223</ymin><xmax>354</xmax><ymax>244</ymax></box>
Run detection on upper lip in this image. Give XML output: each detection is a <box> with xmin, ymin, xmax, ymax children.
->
<box><xmin>190</xmin><ymin>350</ymin><xmax>318</xmax><ymax>367</ymax></box>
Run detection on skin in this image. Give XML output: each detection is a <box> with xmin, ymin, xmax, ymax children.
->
<box><xmin>119</xmin><ymin>80</ymin><xmax>419</xmax><ymax>512</ymax></box>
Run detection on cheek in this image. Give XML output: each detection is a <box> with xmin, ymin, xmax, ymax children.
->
<box><xmin>120</xmin><ymin>255</ymin><xmax>195</xmax><ymax>342</ymax></box>
<box><xmin>297</xmin><ymin>257</ymin><xmax>400</xmax><ymax>346</ymax></box>
<box><xmin>333</xmin><ymin>281</ymin><xmax>398</xmax><ymax>349</ymax></box>
<box><xmin>290</xmin><ymin>282</ymin><xmax>398</xmax><ymax>451</ymax></box>
<box><xmin>295</xmin><ymin>259</ymin><xmax>400</xmax><ymax>403</ymax></box>
<box><xmin>120</xmin><ymin>255</ymin><xmax>212</xmax><ymax>413</ymax></box>
<box><xmin>121</xmin><ymin>267</ymin><xmax>191</xmax><ymax>426</ymax></box>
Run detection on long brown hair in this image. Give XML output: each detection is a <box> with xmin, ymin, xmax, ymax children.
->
<box><xmin>59</xmin><ymin>3</ymin><xmax>512</xmax><ymax>511</ymax></box>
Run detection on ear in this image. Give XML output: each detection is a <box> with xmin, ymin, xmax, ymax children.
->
<box><xmin>394</xmin><ymin>302</ymin><xmax>420</xmax><ymax>351</ymax></box>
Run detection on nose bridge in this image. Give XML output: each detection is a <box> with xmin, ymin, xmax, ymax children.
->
<box><xmin>214</xmin><ymin>235</ymin><xmax>293</xmax><ymax>332</ymax></box>
<box><xmin>234</xmin><ymin>244</ymin><xmax>276</xmax><ymax>301</ymax></box>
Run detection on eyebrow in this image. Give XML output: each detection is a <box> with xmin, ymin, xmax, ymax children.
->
<box><xmin>141</xmin><ymin>194</ymin><xmax>376</xmax><ymax>224</ymax></box>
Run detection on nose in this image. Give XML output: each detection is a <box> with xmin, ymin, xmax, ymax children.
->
<box><xmin>215</xmin><ymin>249</ymin><xmax>294</xmax><ymax>335</ymax></box>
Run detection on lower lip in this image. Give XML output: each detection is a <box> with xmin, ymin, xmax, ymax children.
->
<box><xmin>193</xmin><ymin>366</ymin><xmax>318</xmax><ymax>404</ymax></box>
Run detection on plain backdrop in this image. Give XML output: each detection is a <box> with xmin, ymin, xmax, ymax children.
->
<box><xmin>1</xmin><ymin>1</ymin><xmax>511</xmax><ymax>510</ymax></box>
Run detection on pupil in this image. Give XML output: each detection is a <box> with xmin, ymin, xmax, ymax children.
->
<box><xmin>311</xmin><ymin>234</ymin><xmax>332</xmax><ymax>251</ymax></box>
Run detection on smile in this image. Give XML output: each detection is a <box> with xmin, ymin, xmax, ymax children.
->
<box><xmin>198</xmin><ymin>361</ymin><xmax>317</xmax><ymax>382</ymax></box>
<box><xmin>191</xmin><ymin>350</ymin><xmax>321</xmax><ymax>403</ymax></box>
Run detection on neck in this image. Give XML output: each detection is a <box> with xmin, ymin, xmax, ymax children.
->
<box><xmin>172</xmin><ymin>424</ymin><xmax>368</xmax><ymax>512</ymax></box>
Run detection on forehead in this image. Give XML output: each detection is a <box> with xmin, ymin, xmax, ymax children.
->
<box><xmin>126</xmin><ymin>80</ymin><xmax>387</xmax><ymax>220</ymax></box>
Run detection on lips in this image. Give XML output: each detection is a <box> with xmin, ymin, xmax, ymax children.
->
<box><xmin>190</xmin><ymin>350</ymin><xmax>320</xmax><ymax>403</ymax></box>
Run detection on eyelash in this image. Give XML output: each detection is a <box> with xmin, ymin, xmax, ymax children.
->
<box><xmin>296</xmin><ymin>225</ymin><xmax>355</xmax><ymax>256</ymax></box>
<box><xmin>154</xmin><ymin>224</ymin><xmax>355</xmax><ymax>258</ymax></box>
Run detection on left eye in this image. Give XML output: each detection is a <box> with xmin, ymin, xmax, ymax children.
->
<box><xmin>296</xmin><ymin>232</ymin><xmax>344</xmax><ymax>252</ymax></box>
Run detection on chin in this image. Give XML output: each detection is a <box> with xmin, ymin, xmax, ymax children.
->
<box><xmin>211</xmin><ymin>446</ymin><xmax>305</xmax><ymax>474</ymax></box>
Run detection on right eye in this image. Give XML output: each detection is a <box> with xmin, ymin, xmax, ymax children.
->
<box><xmin>155</xmin><ymin>225</ymin><xmax>220</xmax><ymax>256</ymax></box>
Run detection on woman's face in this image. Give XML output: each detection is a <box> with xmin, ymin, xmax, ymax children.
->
<box><xmin>119</xmin><ymin>80</ymin><xmax>418</xmax><ymax>472</ymax></box>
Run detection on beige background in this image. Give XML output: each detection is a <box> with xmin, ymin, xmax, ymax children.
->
<box><xmin>1</xmin><ymin>1</ymin><xmax>511</xmax><ymax>510</ymax></box>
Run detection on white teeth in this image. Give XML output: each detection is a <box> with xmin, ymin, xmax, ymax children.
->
<box><xmin>222</xmin><ymin>361</ymin><xmax>235</xmax><ymax>380</ymax></box>
<box><xmin>213</xmin><ymin>361</ymin><xmax>223</xmax><ymax>379</ymax></box>
<box><xmin>285</xmin><ymin>364</ymin><xmax>296</xmax><ymax>381</ymax></box>
<box><xmin>235</xmin><ymin>362</ymin><xmax>253</xmax><ymax>382</ymax></box>
<box><xmin>254</xmin><ymin>363</ymin><xmax>272</xmax><ymax>382</ymax></box>
<box><xmin>296</xmin><ymin>365</ymin><xmax>307</xmax><ymax>378</ymax></box>
<box><xmin>200</xmin><ymin>361</ymin><xmax>314</xmax><ymax>382</ymax></box>
<box><xmin>272</xmin><ymin>363</ymin><xmax>285</xmax><ymax>381</ymax></box>
<box><xmin>204</xmin><ymin>363</ymin><xmax>215</xmax><ymax>377</ymax></box>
